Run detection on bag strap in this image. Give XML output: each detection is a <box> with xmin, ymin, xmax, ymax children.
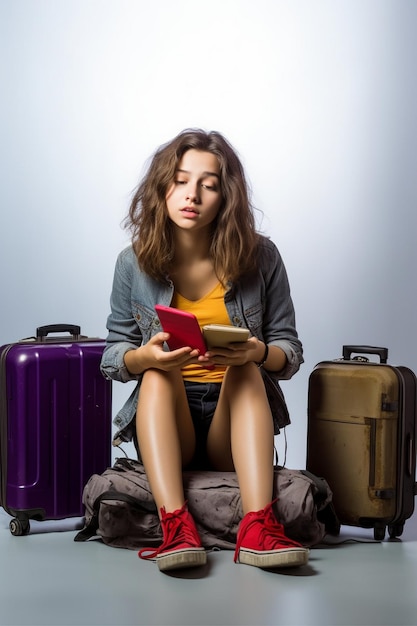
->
<box><xmin>74</xmin><ymin>489</ymin><xmax>151</xmax><ymax>543</ymax></box>
<box><xmin>300</xmin><ymin>470</ymin><xmax>341</xmax><ymax>536</ymax></box>
<box><xmin>300</xmin><ymin>470</ymin><xmax>330</xmax><ymax>506</ymax></box>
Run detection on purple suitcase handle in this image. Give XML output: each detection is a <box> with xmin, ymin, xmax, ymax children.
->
<box><xmin>36</xmin><ymin>324</ymin><xmax>81</xmax><ymax>341</ymax></box>
<box><xmin>342</xmin><ymin>345</ymin><xmax>388</xmax><ymax>364</ymax></box>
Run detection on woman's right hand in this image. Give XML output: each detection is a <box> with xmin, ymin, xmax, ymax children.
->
<box><xmin>124</xmin><ymin>332</ymin><xmax>210</xmax><ymax>375</ymax></box>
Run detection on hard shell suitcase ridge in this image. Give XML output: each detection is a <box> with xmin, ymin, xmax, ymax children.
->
<box><xmin>0</xmin><ymin>324</ymin><xmax>112</xmax><ymax>536</ymax></box>
<box><xmin>307</xmin><ymin>345</ymin><xmax>417</xmax><ymax>540</ymax></box>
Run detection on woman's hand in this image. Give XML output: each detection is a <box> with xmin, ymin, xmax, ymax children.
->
<box><xmin>124</xmin><ymin>332</ymin><xmax>213</xmax><ymax>375</ymax></box>
<box><xmin>203</xmin><ymin>336</ymin><xmax>264</xmax><ymax>368</ymax></box>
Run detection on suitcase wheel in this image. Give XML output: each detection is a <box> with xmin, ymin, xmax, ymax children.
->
<box><xmin>9</xmin><ymin>518</ymin><xmax>30</xmax><ymax>536</ymax></box>
<box><xmin>373</xmin><ymin>524</ymin><xmax>386</xmax><ymax>541</ymax></box>
<box><xmin>388</xmin><ymin>522</ymin><xmax>404</xmax><ymax>539</ymax></box>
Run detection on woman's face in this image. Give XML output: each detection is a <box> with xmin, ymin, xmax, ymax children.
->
<box><xmin>165</xmin><ymin>149</ymin><xmax>222</xmax><ymax>234</ymax></box>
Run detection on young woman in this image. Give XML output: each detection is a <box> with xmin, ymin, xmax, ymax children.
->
<box><xmin>101</xmin><ymin>129</ymin><xmax>309</xmax><ymax>572</ymax></box>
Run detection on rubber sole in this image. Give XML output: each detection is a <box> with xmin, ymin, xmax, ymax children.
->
<box><xmin>157</xmin><ymin>547</ymin><xmax>207</xmax><ymax>571</ymax></box>
<box><xmin>237</xmin><ymin>546</ymin><xmax>309</xmax><ymax>569</ymax></box>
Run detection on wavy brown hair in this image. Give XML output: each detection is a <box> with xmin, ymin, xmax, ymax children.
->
<box><xmin>125</xmin><ymin>128</ymin><xmax>261</xmax><ymax>284</ymax></box>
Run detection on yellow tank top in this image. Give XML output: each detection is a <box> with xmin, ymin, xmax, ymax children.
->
<box><xmin>171</xmin><ymin>282</ymin><xmax>229</xmax><ymax>382</ymax></box>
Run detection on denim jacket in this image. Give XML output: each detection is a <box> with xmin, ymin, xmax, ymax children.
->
<box><xmin>101</xmin><ymin>236</ymin><xmax>303</xmax><ymax>442</ymax></box>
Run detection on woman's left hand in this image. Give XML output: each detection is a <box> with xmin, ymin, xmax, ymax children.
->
<box><xmin>201</xmin><ymin>336</ymin><xmax>264</xmax><ymax>367</ymax></box>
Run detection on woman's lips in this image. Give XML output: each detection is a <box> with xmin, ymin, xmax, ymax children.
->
<box><xmin>181</xmin><ymin>207</ymin><xmax>199</xmax><ymax>217</ymax></box>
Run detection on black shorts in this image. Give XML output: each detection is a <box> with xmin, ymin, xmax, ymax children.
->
<box><xmin>184</xmin><ymin>381</ymin><xmax>221</xmax><ymax>470</ymax></box>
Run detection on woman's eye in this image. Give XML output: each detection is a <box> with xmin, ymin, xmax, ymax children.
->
<box><xmin>201</xmin><ymin>183</ymin><xmax>217</xmax><ymax>191</ymax></box>
<box><xmin>175</xmin><ymin>179</ymin><xmax>187</xmax><ymax>185</ymax></box>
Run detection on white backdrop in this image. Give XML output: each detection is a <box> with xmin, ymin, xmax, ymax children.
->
<box><xmin>1</xmin><ymin>0</ymin><xmax>416</xmax><ymax>467</ymax></box>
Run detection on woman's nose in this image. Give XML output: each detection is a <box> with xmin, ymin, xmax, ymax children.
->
<box><xmin>186</xmin><ymin>186</ymin><xmax>199</xmax><ymax>202</ymax></box>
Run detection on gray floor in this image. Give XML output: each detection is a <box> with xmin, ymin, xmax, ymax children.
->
<box><xmin>1</xmin><ymin>506</ymin><xmax>417</xmax><ymax>626</ymax></box>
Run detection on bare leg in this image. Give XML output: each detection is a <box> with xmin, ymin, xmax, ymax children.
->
<box><xmin>205</xmin><ymin>364</ymin><xmax>308</xmax><ymax>569</ymax></box>
<box><xmin>136</xmin><ymin>368</ymin><xmax>196</xmax><ymax>514</ymax></box>
<box><xmin>207</xmin><ymin>363</ymin><xmax>275</xmax><ymax>514</ymax></box>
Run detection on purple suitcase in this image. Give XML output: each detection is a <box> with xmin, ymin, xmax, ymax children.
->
<box><xmin>0</xmin><ymin>324</ymin><xmax>112</xmax><ymax>535</ymax></box>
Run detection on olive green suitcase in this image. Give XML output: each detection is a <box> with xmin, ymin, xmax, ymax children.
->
<box><xmin>307</xmin><ymin>345</ymin><xmax>417</xmax><ymax>540</ymax></box>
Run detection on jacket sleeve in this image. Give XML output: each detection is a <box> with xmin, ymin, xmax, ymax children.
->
<box><xmin>100</xmin><ymin>249</ymin><xmax>143</xmax><ymax>383</ymax></box>
<box><xmin>260</xmin><ymin>239</ymin><xmax>304</xmax><ymax>380</ymax></box>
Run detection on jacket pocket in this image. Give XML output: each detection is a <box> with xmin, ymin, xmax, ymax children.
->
<box><xmin>132</xmin><ymin>301</ymin><xmax>159</xmax><ymax>342</ymax></box>
<box><xmin>242</xmin><ymin>302</ymin><xmax>264</xmax><ymax>335</ymax></box>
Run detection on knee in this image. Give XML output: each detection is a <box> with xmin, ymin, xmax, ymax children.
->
<box><xmin>141</xmin><ymin>367</ymin><xmax>165</xmax><ymax>389</ymax></box>
<box><xmin>225</xmin><ymin>362</ymin><xmax>262</xmax><ymax>387</ymax></box>
<box><xmin>140</xmin><ymin>368</ymin><xmax>181</xmax><ymax>394</ymax></box>
<box><xmin>139</xmin><ymin>370</ymin><xmax>190</xmax><ymax>419</ymax></box>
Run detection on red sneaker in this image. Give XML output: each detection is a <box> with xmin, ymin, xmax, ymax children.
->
<box><xmin>138</xmin><ymin>503</ymin><xmax>207</xmax><ymax>571</ymax></box>
<box><xmin>234</xmin><ymin>501</ymin><xmax>309</xmax><ymax>569</ymax></box>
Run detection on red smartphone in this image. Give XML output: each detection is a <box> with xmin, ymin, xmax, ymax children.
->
<box><xmin>155</xmin><ymin>305</ymin><xmax>208</xmax><ymax>354</ymax></box>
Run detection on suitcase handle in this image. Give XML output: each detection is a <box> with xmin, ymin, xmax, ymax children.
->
<box><xmin>342</xmin><ymin>345</ymin><xmax>388</xmax><ymax>364</ymax></box>
<box><xmin>36</xmin><ymin>324</ymin><xmax>81</xmax><ymax>341</ymax></box>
